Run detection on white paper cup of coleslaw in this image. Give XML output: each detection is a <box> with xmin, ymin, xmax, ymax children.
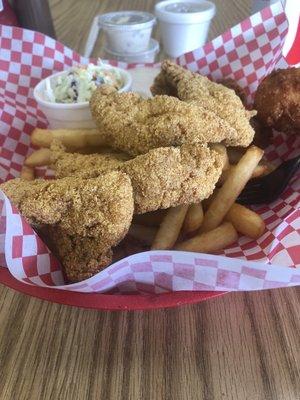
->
<box><xmin>155</xmin><ymin>0</ymin><xmax>216</xmax><ymax>58</ymax></box>
<box><xmin>33</xmin><ymin>65</ymin><xmax>132</xmax><ymax>129</ymax></box>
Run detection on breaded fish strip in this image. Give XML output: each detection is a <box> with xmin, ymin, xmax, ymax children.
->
<box><xmin>151</xmin><ymin>60</ymin><xmax>255</xmax><ymax>147</ymax></box>
<box><xmin>122</xmin><ymin>144</ymin><xmax>223</xmax><ymax>213</ymax></box>
<box><xmin>1</xmin><ymin>171</ymin><xmax>134</xmax><ymax>247</ymax></box>
<box><xmin>51</xmin><ymin>143</ymin><xmax>223</xmax><ymax>214</ymax></box>
<box><xmin>39</xmin><ymin>226</ymin><xmax>113</xmax><ymax>282</ymax></box>
<box><xmin>50</xmin><ymin>140</ymin><xmax>129</xmax><ymax>178</ymax></box>
<box><xmin>90</xmin><ymin>85</ymin><xmax>239</xmax><ymax>156</ymax></box>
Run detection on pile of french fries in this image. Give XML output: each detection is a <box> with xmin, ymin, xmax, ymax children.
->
<box><xmin>23</xmin><ymin>127</ymin><xmax>273</xmax><ymax>255</ymax></box>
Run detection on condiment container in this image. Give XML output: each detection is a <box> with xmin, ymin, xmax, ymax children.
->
<box><xmin>99</xmin><ymin>11</ymin><xmax>156</xmax><ymax>53</ymax></box>
<box><xmin>104</xmin><ymin>39</ymin><xmax>159</xmax><ymax>63</ymax></box>
<box><xmin>155</xmin><ymin>0</ymin><xmax>216</xmax><ymax>58</ymax></box>
<box><xmin>33</xmin><ymin>66</ymin><xmax>132</xmax><ymax>129</ymax></box>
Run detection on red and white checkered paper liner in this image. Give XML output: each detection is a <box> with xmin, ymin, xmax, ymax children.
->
<box><xmin>177</xmin><ymin>2</ymin><xmax>289</xmax><ymax>104</ymax></box>
<box><xmin>0</xmin><ymin>2</ymin><xmax>299</xmax><ymax>294</ymax></box>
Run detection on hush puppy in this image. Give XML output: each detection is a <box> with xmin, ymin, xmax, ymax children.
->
<box><xmin>254</xmin><ymin>68</ymin><xmax>300</xmax><ymax>134</ymax></box>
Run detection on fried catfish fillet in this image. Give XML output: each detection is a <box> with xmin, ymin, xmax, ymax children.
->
<box><xmin>1</xmin><ymin>171</ymin><xmax>134</xmax><ymax>282</ymax></box>
<box><xmin>90</xmin><ymin>85</ymin><xmax>242</xmax><ymax>156</ymax></box>
<box><xmin>151</xmin><ymin>60</ymin><xmax>255</xmax><ymax>147</ymax></box>
<box><xmin>51</xmin><ymin>142</ymin><xmax>224</xmax><ymax>214</ymax></box>
<box><xmin>1</xmin><ymin>171</ymin><xmax>134</xmax><ymax>245</ymax></box>
<box><xmin>39</xmin><ymin>226</ymin><xmax>113</xmax><ymax>282</ymax></box>
<box><xmin>50</xmin><ymin>140</ymin><xmax>129</xmax><ymax>178</ymax></box>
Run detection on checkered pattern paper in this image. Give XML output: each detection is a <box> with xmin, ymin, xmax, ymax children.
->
<box><xmin>0</xmin><ymin>2</ymin><xmax>299</xmax><ymax>295</ymax></box>
<box><xmin>177</xmin><ymin>2</ymin><xmax>288</xmax><ymax>103</ymax></box>
<box><xmin>1</xmin><ymin>191</ymin><xmax>300</xmax><ymax>293</ymax></box>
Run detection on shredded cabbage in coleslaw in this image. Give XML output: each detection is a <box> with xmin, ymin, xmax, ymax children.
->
<box><xmin>44</xmin><ymin>61</ymin><xmax>123</xmax><ymax>103</ymax></box>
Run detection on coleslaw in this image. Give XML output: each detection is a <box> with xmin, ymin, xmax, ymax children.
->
<box><xmin>44</xmin><ymin>63</ymin><xmax>124</xmax><ymax>103</ymax></box>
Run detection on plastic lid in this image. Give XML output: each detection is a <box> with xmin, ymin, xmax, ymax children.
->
<box><xmin>155</xmin><ymin>0</ymin><xmax>216</xmax><ymax>24</ymax></box>
<box><xmin>104</xmin><ymin>38</ymin><xmax>160</xmax><ymax>57</ymax></box>
<box><xmin>99</xmin><ymin>11</ymin><xmax>156</xmax><ymax>31</ymax></box>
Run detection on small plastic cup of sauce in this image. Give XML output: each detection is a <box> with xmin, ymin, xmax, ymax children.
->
<box><xmin>155</xmin><ymin>0</ymin><xmax>216</xmax><ymax>58</ymax></box>
<box><xmin>99</xmin><ymin>11</ymin><xmax>156</xmax><ymax>54</ymax></box>
<box><xmin>104</xmin><ymin>39</ymin><xmax>160</xmax><ymax>63</ymax></box>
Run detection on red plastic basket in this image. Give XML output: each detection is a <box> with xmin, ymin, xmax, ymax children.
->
<box><xmin>0</xmin><ymin>268</ymin><xmax>225</xmax><ymax>310</ymax></box>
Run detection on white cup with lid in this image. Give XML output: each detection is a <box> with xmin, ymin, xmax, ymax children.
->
<box><xmin>155</xmin><ymin>0</ymin><xmax>216</xmax><ymax>58</ymax></box>
<box><xmin>104</xmin><ymin>39</ymin><xmax>160</xmax><ymax>63</ymax></box>
<box><xmin>84</xmin><ymin>11</ymin><xmax>156</xmax><ymax>57</ymax></box>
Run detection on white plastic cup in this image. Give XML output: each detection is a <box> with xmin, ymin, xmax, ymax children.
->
<box><xmin>84</xmin><ymin>11</ymin><xmax>156</xmax><ymax>57</ymax></box>
<box><xmin>100</xmin><ymin>11</ymin><xmax>156</xmax><ymax>53</ymax></box>
<box><xmin>104</xmin><ymin>39</ymin><xmax>160</xmax><ymax>63</ymax></box>
<box><xmin>155</xmin><ymin>0</ymin><xmax>216</xmax><ymax>58</ymax></box>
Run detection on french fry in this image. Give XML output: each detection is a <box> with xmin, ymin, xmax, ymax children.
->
<box><xmin>211</xmin><ymin>144</ymin><xmax>230</xmax><ymax>171</ymax></box>
<box><xmin>201</xmin><ymin>146</ymin><xmax>264</xmax><ymax>232</ymax></box>
<box><xmin>251</xmin><ymin>163</ymin><xmax>270</xmax><ymax>179</ymax></box>
<box><xmin>218</xmin><ymin>166</ymin><xmax>233</xmax><ymax>186</ymax></box>
<box><xmin>252</xmin><ymin>162</ymin><xmax>275</xmax><ymax>178</ymax></box>
<box><xmin>183</xmin><ymin>203</ymin><xmax>204</xmax><ymax>234</ymax></box>
<box><xmin>24</xmin><ymin>148</ymin><xmax>52</xmax><ymax>167</ymax></box>
<box><xmin>133</xmin><ymin>209</ymin><xmax>167</xmax><ymax>227</ymax></box>
<box><xmin>128</xmin><ymin>224</ymin><xmax>157</xmax><ymax>246</ymax></box>
<box><xmin>175</xmin><ymin>222</ymin><xmax>238</xmax><ymax>252</ymax></box>
<box><xmin>263</xmin><ymin>161</ymin><xmax>276</xmax><ymax>173</ymax></box>
<box><xmin>225</xmin><ymin>203</ymin><xmax>265</xmax><ymax>239</ymax></box>
<box><xmin>151</xmin><ymin>205</ymin><xmax>189</xmax><ymax>250</ymax></box>
<box><xmin>202</xmin><ymin>190</ymin><xmax>218</xmax><ymax>211</ymax></box>
<box><xmin>20</xmin><ymin>165</ymin><xmax>35</xmax><ymax>181</ymax></box>
<box><xmin>218</xmin><ymin>161</ymin><xmax>272</xmax><ymax>185</ymax></box>
<box><xmin>31</xmin><ymin>128</ymin><xmax>106</xmax><ymax>149</ymax></box>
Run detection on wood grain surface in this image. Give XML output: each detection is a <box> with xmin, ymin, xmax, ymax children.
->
<box><xmin>1</xmin><ymin>1</ymin><xmax>299</xmax><ymax>399</ymax></box>
<box><xmin>48</xmin><ymin>0</ymin><xmax>252</xmax><ymax>58</ymax></box>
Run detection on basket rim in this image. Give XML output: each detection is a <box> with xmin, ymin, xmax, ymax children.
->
<box><xmin>0</xmin><ymin>268</ymin><xmax>226</xmax><ymax>311</ymax></box>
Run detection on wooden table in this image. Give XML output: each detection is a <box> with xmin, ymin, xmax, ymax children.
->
<box><xmin>1</xmin><ymin>1</ymin><xmax>299</xmax><ymax>399</ymax></box>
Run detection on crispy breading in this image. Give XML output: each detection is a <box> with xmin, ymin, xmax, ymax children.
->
<box><xmin>215</xmin><ymin>79</ymin><xmax>271</xmax><ymax>148</ymax></box>
<box><xmin>1</xmin><ymin>171</ymin><xmax>134</xmax><ymax>282</ymax></box>
<box><xmin>51</xmin><ymin>143</ymin><xmax>223</xmax><ymax>214</ymax></box>
<box><xmin>121</xmin><ymin>144</ymin><xmax>223</xmax><ymax>213</ymax></box>
<box><xmin>1</xmin><ymin>172</ymin><xmax>134</xmax><ymax>246</ymax></box>
<box><xmin>39</xmin><ymin>226</ymin><xmax>113</xmax><ymax>282</ymax></box>
<box><xmin>149</xmin><ymin>69</ymin><xmax>178</xmax><ymax>97</ymax></box>
<box><xmin>90</xmin><ymin>85</ymin><xmax>242</xmax><ymax>156</ymax></box>
<box><xmin>151</xmin><ymin>60</ymin><xmax>255</xmax><ymax>147</ymax></box>
<box><xmin>50</xmin><ymin>140</ymin><xmax>129</xmax><ymax>178</ymax></box>
<box><xmin>218</xmin><ymin>78</ymin><xmax>247</xmax><ymax>105</ymax></box>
